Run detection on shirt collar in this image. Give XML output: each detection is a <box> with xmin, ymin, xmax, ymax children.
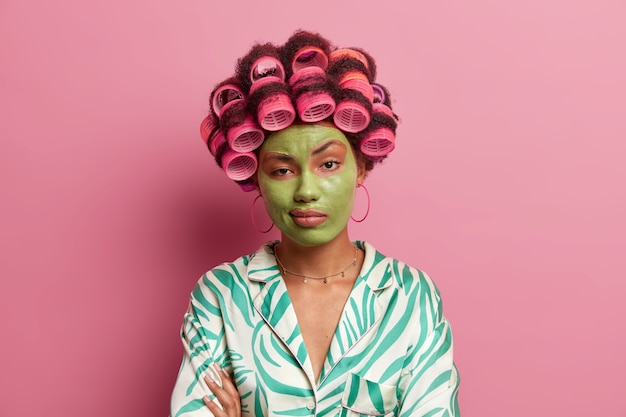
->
<box><xmin>247</xmin><ymin>240</ymin><xmax>393</xmax><ymax>291</ymax></box>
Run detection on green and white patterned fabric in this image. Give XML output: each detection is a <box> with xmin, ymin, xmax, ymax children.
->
<box><xmin>171</xmin><ymin>241</ymin><xmax>460</xmax><ymax>417</ymax></box>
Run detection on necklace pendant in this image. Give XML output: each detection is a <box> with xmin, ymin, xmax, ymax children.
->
<box><xmin>302</xmin><ymin>276</ymin><xmax>308</xmax><ymax>284</ymax></box>
<box><xmin>341</xmin><ymin>272</ymin><xmax>345</xmax><ymax>277</ymax></box>
<box><xmin>323</xmin><ymin>277</ymin><xmax>328</xmax><ymax>284</ymax></box>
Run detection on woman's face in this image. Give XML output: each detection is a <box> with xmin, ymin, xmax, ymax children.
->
<box><xmin>257</xmin><ymin>124</ymin><xmax>365</xmax><ymax>247</ymax></box>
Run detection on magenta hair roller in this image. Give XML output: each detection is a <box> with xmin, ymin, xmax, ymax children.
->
<box><xmin>289</xmin><ymin>67</ymin><xmax>335</xmax><ymax>122</ymax></box>
<box><xmin>226</xmin><ymin>114</ymin><xmax>265</xmax><ymax>152</ymax></box>
<box><xmin>237</xmin><ymin>181</ymin><xmax>258</xmax><ymax>192</ymax></box>
<box><xmin>201</xmin><ymin>114</ymin><xmax>228</xmax><ymax>157</ymax></box>
<box><xmin>372</xmin><ymin>84</ymin><xmax>386</xmax><ymax>104</ymax></box>
<box><xmin>250</xmin><ymin>57</ymin><xmax>286</xmax><ymax>83</ymax></box>
<box><xmin>221</xmin><ymin>149</ymin><xmax>258</xmax><ymax>181</ymax></box>
<box><xmin>208</xmin><ymin>129</ymin><xmax>227</xmax><ymax>157</ymax></box>
<box><xmin>212</xmin><ymin>84</ymin><xmax>245</xmax><ymax>118</ymax></box>
<box><xmin>249</xmin><ymin>77</ymin><xmax>296</xmax><ymax>131</ymax></box>
<box><xmin>291</xmin><ymin>46</ymin><xmax>329</xmax><ymax>73</ymax></box>
<box><xmin>200</xmin><ymin>115</ymin><xmax>218</xmax><ymax>145</ymax></box>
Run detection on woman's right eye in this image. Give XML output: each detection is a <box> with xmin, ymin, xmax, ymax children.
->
<box><xmin>272</xmin><ymin>168</ymin><xmax>292</xmax><ymax>176</ymax></box>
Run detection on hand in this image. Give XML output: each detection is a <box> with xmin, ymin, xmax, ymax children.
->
<box><xmin>203</xmin><ymin>364</ymin><xmax>242</xmax><ymax>417</ymax></box>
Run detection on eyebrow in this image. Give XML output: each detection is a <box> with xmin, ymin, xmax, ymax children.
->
<box><xmin>265</xmin><ymin>154</ymin><xmax>295</xmax><ymax>162</ymax></box>
<box><xmin>311</xmin><ymin>140</ymin><xmax>345</xmax><ymax>157</ymax></box>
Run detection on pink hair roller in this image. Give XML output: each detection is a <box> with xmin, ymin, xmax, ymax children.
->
<box><xmin>289</xmin><ymin>67</ymin><xmax>335</xmax><ymax>122</ymax></box>
<box><xmin>359</xmin><ymin>103</ymin><xmax>395</xmax><ymax>156</ymax></box>
<box><xmin>289</xmin><ymin>66</ymin><xmax>325</xmax><ymax>88</ymax></box>
<box><xmin>296</xmin><ymin>92</ymin><xmax>336</xmax><ymax>122</ymax></box>
<box><xmin>291</xmin><ymin>46</ymin><xmax>329</xmax><ymax>73</ymax></box>
<box><xmin>212</xmin><ymin>84</ymin><xmax>245</xmax><ymax>118</ymax></box>
<box><xmin>339</xmin><ymin>71</ymin><xmax>374</xmax><ymax>103</ymax></box>
<box><xmin>200</xmin><ymin>115</ymin><xmax>217</xmax><ymax>145</ymax></box>
<box><xmin>360</xmin><ymin>127</ymin><xmax>395</xmax><ymax>157</ymax></box>
<box><xmin>221</xmin><ymin>149</ymin><xmax>258</xmax><ymax>181</ymax></box>
<box><xmin>208</xmin><ymin>129</ymin><xmax>227</xmax><ymax>157</ymax></box>
<box><xmin>249</xmin><ymin>76</ymin><xmax>296</xmax><ymax>131</ymax></box>
<box><xmin>226</xmin><ymin>114</ymin><xmax>265</xmax><ymax>152</ymax></box>
<box><xmin>250</xmin><ymin>57</ymin><xmax>286</xmax><ymax>82</ymax></box>
<box><xmin>372</xmin><ymin>102</ymin><xmax>394</xmax><ymax>118</ymax></box>
<box><xmin>333</xmin><ymin>101</ymin><xmax>370</xmax><ymax>133</ymax></box>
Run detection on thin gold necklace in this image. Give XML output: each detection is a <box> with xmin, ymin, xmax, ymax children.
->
<box><xmin>274</xmin><ymin>245</ymin><xmax>357</xmax><ymax>284</ymax></box>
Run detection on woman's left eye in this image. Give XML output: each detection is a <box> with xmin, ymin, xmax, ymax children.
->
<box><xmin>321</xmin><ymin>160</ymin><xmax>340</xmax><ymax>170</ymax></box>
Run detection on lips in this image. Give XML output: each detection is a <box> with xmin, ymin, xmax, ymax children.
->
<box><xmin>290</xmin><ymin>209</ymin><xmax>328</xmax><ymax>227</ymax></box>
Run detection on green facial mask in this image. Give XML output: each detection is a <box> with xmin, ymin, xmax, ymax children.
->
<box><xmin>257</xmin><ymin>124</ymin><xmax>361</xmax><ymax>247</ymax></box>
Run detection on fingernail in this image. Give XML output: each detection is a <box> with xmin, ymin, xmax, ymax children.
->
<box><xmin>212</xmin><ymin>362</ymin><xmax>222</xmax><ymax>372</ymax></box>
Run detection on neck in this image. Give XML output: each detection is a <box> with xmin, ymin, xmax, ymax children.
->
<box><xmin>275</xmin><ymin>230</ymin><xmax>357</xmax><ymax>278</ymax></box>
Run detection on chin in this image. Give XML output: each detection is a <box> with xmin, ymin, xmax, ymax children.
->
<box><xmin>283</xmin><ymin>230</ymin><xmax>343</xmax><ymax>247</ymax></box>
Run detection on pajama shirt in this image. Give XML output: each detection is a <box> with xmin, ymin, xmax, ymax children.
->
<box><xmin>171</xmin><ymin>241</ymin><xmax>460</xmax><ymax>417</ymax></box>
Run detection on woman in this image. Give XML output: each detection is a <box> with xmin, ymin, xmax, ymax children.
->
<box><xmin>170</xmin><ymin>30</ymin><xmax>460</xmax><ymax>417</ymax></box>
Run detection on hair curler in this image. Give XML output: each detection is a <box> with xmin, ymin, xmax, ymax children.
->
<box><xmin>212</xmin><ymin>84</ymin><xmax>245</xmax><ymax>118</ymax></box>
<box><xmin>250</xmin><ymin>56</ymin><xmax>286</xmax><ymax>83</ymax></box>
<box><xmin>291</xmin><ymin>46</ymin><xmax>329</xmax><ymax>73</ymax></box>
<box><xmin>221</xmin><ymin>149</ymin><xmax>258</xmax><ymax>181</ymax></box>
<box><xmin>330</xmin><ymin>55</ymin><xmax>374</xmax><ymax>132</ymax></box>
<box><xmin>359</xmin><ymin>103</ymin><xmax>396</xmax><ymax>156</ymax></box>
<box><xmin>371</xmin><ymin>84</ymin><xmax>386</xmax><ymax>104</ymax></box>
<box><xmin>226</xmin><ymin>114</ymin><xmax>265</xmax><ymax>152</ymax></box>
<box><xmin>237</xmin><ymin>180</ymin><xmax>257</xmax><ymax>192</ymax></box>
<box><xmin>289</xmin><ymin>67</ymin><xmax>335</xmax><ymax>122</ymax></box>
<box><xmin>201</xmin><ymin>114</ymin><xmax>229</xmax><ymax>157</ymax></box>
<box><xmin>333</xmin><ymin>100</ymin><xmax>371</xmax><ymax>133</ymax></box>
<box><xmin>360</xmin><ymin>127</ymin><xmax>395</xmax><ymax>157</ymax></box>
<box><xmin>249</xmin><ymin>76</ymin><xmax>296</xmax><ymax>131</ymax></box>
<box><xmin>208</xmin><ymin>129</ymin><xmax>227</xmax><ymax>157</ymax></box>
<box><xmin>200</xmin><ymin>115</ymin><xmax>218</xmax><ymax>145</ymax></box>
<box><xmin>329</xmin><ymin>48</ymin><xmax>370</xmax><ymax>70</ymax></box>
<box><xmin>339</xmin><ymin>71</ymin><xmax>374</xmax><ymax>103</ymax></box>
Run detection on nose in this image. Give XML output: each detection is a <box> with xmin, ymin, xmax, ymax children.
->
<box><xmin>294</xmin><ymin>169</ymin><xmax>321</xmax><ymax>202</ymax></box>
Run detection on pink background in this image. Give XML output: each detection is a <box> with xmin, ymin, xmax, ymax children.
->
<box><xmin>1</xmin><ymin>0</ymin><xmax>625</xmax><ymax>415</ymax></box>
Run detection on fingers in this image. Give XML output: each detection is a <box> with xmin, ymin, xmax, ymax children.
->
<box><xmin>203</xmin><ymin>363</ymin><xmax>241</xmax><ymax>417</ymax></box>
<box><xmin>203</xmin><ymin>393</ymin><xmax>226</xmax><ymax>417</ymax></box>
<box><xmin>217</xmin><ymin>365</ymin><xmax>240</xmax><ymax>404</ymax></box>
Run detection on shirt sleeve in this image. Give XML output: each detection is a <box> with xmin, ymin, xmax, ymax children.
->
<box><xmin>396</xmin><ymin>274</ymin><xmax>461</xmax><ymax>417</ymax></box>
<box><xmin>170</xmin><ymin>278</ymin><xmax>227</xmax><ymax>417</ymax></box>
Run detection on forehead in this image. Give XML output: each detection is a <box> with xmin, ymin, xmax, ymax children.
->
<box><xmin>260</xmin><ymin>124</ymin><xmax>352</xmax><ymax>156</ymax></box>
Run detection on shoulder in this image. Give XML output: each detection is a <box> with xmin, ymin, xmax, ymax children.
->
<box><xmin>359</xmin><ymin>241</ymin><xmax>438</xmax><ymax>288</ymax></box>
<box><xmin>191</xmin><ymin>241</ymin><xmax>277</xmax><ymax>299</ymax></box>
<box><xmin>359</xmin><ymin>241</ymin><xmax>443</xmax><ymax>309</ymax></box>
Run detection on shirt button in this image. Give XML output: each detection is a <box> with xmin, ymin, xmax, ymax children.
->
<box><xmin>306</xmin><ymin>402</ymin><xmax>315</xmax><ymax>410</ymax></box>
